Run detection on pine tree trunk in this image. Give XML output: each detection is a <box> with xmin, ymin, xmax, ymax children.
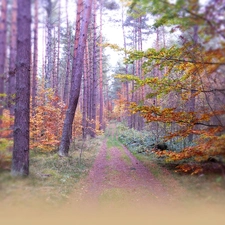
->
<box><xmin>86</xmin><ymin>42</ymin><xmax>92</xmax><ymax>136</ymax></box>
<box><xmin>82</xmin><ymin>49</ymin><xmax>88</xmax><ymax>139</ymax></box>
<box><xmin>12</xmin><ymin>0</ymin><xmax>31</xmax><ymax>176</ymax></box>
<box><xmin>32</xmin><ymin>0</ymin><xmax>38</xmax><ymax>110</ymax></box>
<box><xmin>90</xmin><ymin>0</ymin><xmax>97</xmax><ymax>138</ymax></box>
<box><xmin>63</xmin><ymin>0</ymin><xmax>71</xmax><ymax>105</ymax></box>
<box><xmin>8</xmin><ymin>0</ymin><xmax>17</xmax><ymax>115</ymax></box>
<box><xmin>52</xmin><ymin>27</ymin><xmax>57</xmax><ymax>90</ymax></box>
<box><xmin>56</xmin><ymin>0</ymin><xmax>61</xmax><ymax>96</ymax></box>
<box><xmin>68</xmin><ymin>0</ymin><xmax>83</xmax><ymax>140</ymax></box>
<box><xmin>188</xmin><ymin>25</ymin><xmax>198</xmax><ymax>142</ymax></box>
<box><xmin>59</xmin><ymin>0</ymin><xmax>93</xmax><ymax>157</ymax></box>
<box><xmin>99</xmin><ymin>0</ymin><xmax>104</xmax><ymax>130</ymax></box>
<box><xmin>45</xmin><ymin>0</ymin><xmax>53</xmax><ymax>89</ymax></box>
<box><xmin>0</xmin><ymin>0</ymin><xmax>7</xmax><ymax>119</ymax></box>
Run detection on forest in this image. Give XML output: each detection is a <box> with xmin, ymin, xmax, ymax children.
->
<box><xmin>0</xmin><ymin>0</ymin><xmax>225</xmax><ymax>221</ymax></box>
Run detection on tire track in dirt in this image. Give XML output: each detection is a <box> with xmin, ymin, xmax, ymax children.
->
<box><xmin>73</xmin><ymin>138</ymin><xmax>179</xmax><ymax>209</ymax></box>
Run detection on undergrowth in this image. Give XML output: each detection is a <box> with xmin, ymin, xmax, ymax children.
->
<box><xmin>0</xmin><ymin>138</ymin><xmax>100</xmax><ymax>207</ymax></box>
<box><xmin>116</xmin><ymin>123</ymin><xmax>195</xmax><ymax>154</ymax></box>
<box><xmin>115</xmin><ymin>122</ymin><xmax>225</xmax><ymax>204</ymax></box>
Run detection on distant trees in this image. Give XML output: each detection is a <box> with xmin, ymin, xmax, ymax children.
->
<box><xmin>0</xmin><ymin>0</ymin><xmax>118</xmax><ymax>172</ymax></box>
<box><xmin>112</xmin><ymin>0</ymin><xmax>225</xmax><ymax>168</ymax></box>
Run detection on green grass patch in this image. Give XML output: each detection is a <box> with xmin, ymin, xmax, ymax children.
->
<box><xmin>131</xmin><ymin>151</ymin><xmax>225</xmax><ymax>205</ymax></box>
<box><xmin>106</xmin><ymin>136</ymin><xmax>122</xmax><ymax>149</ymax></box>
<box><xmin>134</xmin><ymin>153</ymin><xmax>162</xmax><ymax>178</ymax></box>
<box><xmin>106</xmin><ymin>149</ymin><xmax>111</xmax><ymax>161</ymax></box>
<box><xmin>0</xmin><ymin>138</ymin><xmax>100</xmax><ymax>207</ymax></box>
<box><xmin>120</xmin><ymin>153</ymin><xmax>132</xmax><ymax>166</ymax></box>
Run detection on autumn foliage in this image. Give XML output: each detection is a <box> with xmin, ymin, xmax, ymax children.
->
<box><xmin>0</xmin><ymin>109</ymin><xmax>13</xmax><ymax>168</ymax></box>
<box><xmin>109</xmin><ymin>0</ymin><xmax>225</xmax><ymax>174</ymax></box>
<box><xmin>30</xmin><ymin>88</ymin><xmax>67</xmax><ymax>152</ymax></box>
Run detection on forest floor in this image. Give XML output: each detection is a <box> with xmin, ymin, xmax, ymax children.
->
<box><xmin>70</xmin><ymin>124</ymin><xmax>181</xmax><ymax>208</ymax></box>
<box><xmin>66</xmin><ymin>124</ymin><xmax>225</xmax><ymax>224</ymax></box>
<box><xmin>1</xmin><ymin>124</ymin><xmax>225</xmax><ymax>224</ymax></box>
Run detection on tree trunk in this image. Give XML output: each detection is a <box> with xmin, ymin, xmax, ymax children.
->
<box><xmin>11</xmin><ymin>0</ymin><xmax>31</xmax><ymax>176</ymax></box>
<box><xmin>8</xmin><ymin>0</ymin><xmax>17</xmax><ymax>115</ymax></box>
<box><xmin>63</xmin><ymin>0</ymin><xmax>71</xmax><ymax>105</ymax></box>
<box><xmin>59</xmin><ymin>0</ymin><xmax>93</xmax><ymax>157</ymax></box>
<box><xmin>121</xmin><ymin>4</ymin><xmax>131</xmax><ymax>128</ymax></box>
<box><xmin>90</xmin><ymin>0</ymin><xmax>97</xmax><ymax>138</ymax></box>
<box><xmin>56</xmin><ymin>0</ymin><xmax>61</xmax><ymax>96</ymax></box>
<box><xmin>82</xmin><ymin>47</ymin><xmax>88</xmax><ymax>139</ymax></box>
<box><xmin>52</xmin><ymin>27</ymin><xmax>57</xmax><ymax>90</ymax></box>
<box><xmin>188</xmin><ymin>25</ymin><xmax>198</xmax><ymax>142</ymax></box>
<box><xmin>99</xmin><ymin>0</ymin><xmax>104</xmax><ymax>130</ymax></box>
<box><xmin>32</xmin><ymin>0</ymin><xmax>38</xmax><ymax>110</ymax></box>
<box><xmin>68</xmin><ymin>0</ymin><xmax>83</xmax><ymax>140</ymax></box>
<box><xmin>0</xmin><ymin>0</ymin><xmax>7</xmax><ymax>119</ymax></box>
<box><xmin>45</xmin><ymin>0</ymin><xmax>53</xmax><ymax>89</ymax></box>
<box><xmin>86</xmin><ymin>41</ymin><xmax>92</xmax><ymax>136</ymax></box>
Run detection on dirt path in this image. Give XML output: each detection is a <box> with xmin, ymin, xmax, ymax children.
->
<box><xmin>71</xmin><ymin>127</ymin><xmax>181</xmax><ymax>209</ymax></box>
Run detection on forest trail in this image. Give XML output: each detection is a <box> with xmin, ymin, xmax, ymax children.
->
<box><xmin>70</xmin><ymin>124</ymin><xmax>184</xmax><ymax>210</ymax></box>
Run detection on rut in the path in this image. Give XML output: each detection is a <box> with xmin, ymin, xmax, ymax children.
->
<box><xmin>77</xmin><ymin>138</ymin><xmax>177</xmax><ymax>207</ymax></box>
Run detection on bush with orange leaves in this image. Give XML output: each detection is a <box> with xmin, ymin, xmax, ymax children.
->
<box><xmin>30</xmin><ymin>88</ymin><xmax>67</xmax><ymax>152</ymax></box>
<box><xmin>0</xmin><ymin>109</ymin><xmax>13</xmax><ymax>169</ymax></box>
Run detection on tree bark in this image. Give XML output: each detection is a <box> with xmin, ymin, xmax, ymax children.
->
<box><xmin>188</xmin><ymin>25</ymin><xmax>198</xmax><ymax>142</ymax></box>
<box><xmin>11</xmin><ymin>0</ymin><xmax>31</xmax><ymax>176</ymax></box>
<box><xmin>90</xmin><ymin>0</ymin><xmax>97</xmax><ymax>138</ymax></box>
<box><xmin>85</xmin><ymin>41</ymin><xmax>91</xmax><ymax>136</ymax></box>
<box><xmin>59</xmin><ymin>0</ymin><xmax>93</xmax><ymax>157</ymax></box>
<box><xmin>56</xmin><ymin>0</ymin><xmax>61</xmax><ymax>96</ymax></box>
<box><xmin>121</xmin><ymin>4</ymin><xmax>131</xmax><ymax>128</ymax></box>
<box><xmin>63</xmin><ymin>0</ymin><xmax>71</xmax><ymax>105</ymax></box>
<box><xmin>99</xmin><ymin>0</ymin><xmax>104</xmax><ymax>130</ymax></box>
<box><xmin>0</xmin><ymin>0</ymin><xmax>7</xmax><ymax>119</ymax></box>
<box><xmin>82</xmin><ymin>46</ymin><xmax>88</xmax><ymax>139</ymax></box>
<box><xmin>45</xmin><ymin>0</ymin><xmax>53</xmax><ymax>89</ymax></box>
<box><xmin>32</xmin><ymin>0</ymin><xmax>38</xmax><ymax>110</ymax></box>
<box><xmin>8</xmin><ymin>0</ymin><xmax>17</xmax><ymax>115</ymax></box>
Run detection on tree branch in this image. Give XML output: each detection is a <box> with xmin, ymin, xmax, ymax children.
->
<box><xmin>145</xmin><ymin>55</ymin><xmax>225</xmax><ymax>65</ymax></box>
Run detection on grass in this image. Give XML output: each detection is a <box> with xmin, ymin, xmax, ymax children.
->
<box><xmin>111</xmin><ymin>122</ymin><xmax>225</xmax><ymax>206</ymax></box>
<box><xmin>106</xmin><ymin>133</ymin><xmax>131</xmax><ymax>165</ymax></box>
<box><xmin>134</xmin><ymin>153</ymin><xmax>162</xmax><ymax>178</ymax></box>
<box><xmin>106</xmin><ymin>149</ymin><xmax>111</xmax><ymax>160</ymax></box>
<box><xmin>120</xmin><ymin>152</ymin><xmax>132</xmax><ymax>166</ymax></box>
<box><xmin>0</xmin><ymin>138</ymin><xmax>100</xmax><ymax>208</ymax></box>
<box><xmin>131</xmin><ymin>151</ymin><xmax>225</xmax><ymax>206</ymax></box>
<box><xmin>106</xmin><ymin>136</ymin><xmax>122</xmax><ymax>149</ymax></box>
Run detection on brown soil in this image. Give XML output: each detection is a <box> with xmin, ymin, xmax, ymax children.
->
<box><xmin>70</xmin><ymin>138</ymin><xmax>183</xmax><ymax>210</ymax></box>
